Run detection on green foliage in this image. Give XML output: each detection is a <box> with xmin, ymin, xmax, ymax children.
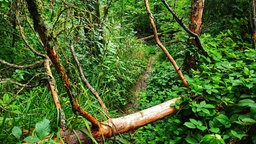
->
<box><xmin>11</xmin><ymin>126</ymin><xmax>22</xmax><ymax>140</ymax></box>
<box><xmin>136</xmin><ymin>28</ymin><xmax>256</xmax><ymax>143</ymax></box>
<box><xmin>1</xmin><ymin>0</ymin><xmax>256</xmax><ymax>143</ymax></box>
<box><xmin>10</xmin><ymin>118</ymin><xmax>52</xmax><ymax>143</ymax></box>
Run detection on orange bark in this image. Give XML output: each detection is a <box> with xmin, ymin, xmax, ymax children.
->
<box><xmin>145</xmin><ymin>0</ymin><xmax>189</xmax><ymax>87</ymax></box>
<box><xmin>190</xmin><ymin>0</ymin><xmax>204</xmax><ymax>35</ymax></box>
<box><xmin>25</xmin><ymin>0</ymin><xmax>100</xmax><ymax>128</ymax></box>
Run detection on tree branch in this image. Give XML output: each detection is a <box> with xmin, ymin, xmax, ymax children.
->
<box><xmin>0</xmin><ymin>79</ymin><xmax>33</xmax><ymax>87</ymax></box>
<box><xmin>63</xmin><ymin>97</ymin><xmax>180</xmax><ymax>143</ymax></box>
<box><xmin>161</xmin><ymin>0</ymin><xmax>212</xmax><ymax>60</ymax></box>
<box><xmin>44</xmin><ymin>59</ymin><xmax>66</xmax><ymax>131</ymax></box>
<box><xmin>70</xmin><ymin>42</ymin><xmax>109</xmax><ymax>116</ymax></box>
<box><xmin>16</xmin><ymin>10</ymin><xmax>46</xmax><ymax>58</ymax></box>
<box><xmin>144</xmin><ymin>0</ymin><xmax>189</xmax><ymax>87</ymax></box>
<box><xmin>139</xmin><ymin>30</ymin><xmax>179</xmax><ymax>41</ymax></box>
<box><xmin>25</xmin><ymin>0</ymin><xmax>100</xmax><ymax>128</ymax></box>
<box><xmin>0</xmin><ymin>59</ymin><xmax>44</xmax><ymax>69</ymax></box>
<box><xmin>6</xmin><ymin>73</ymin><xmax>48</xmax><ymax>106</ymax></box>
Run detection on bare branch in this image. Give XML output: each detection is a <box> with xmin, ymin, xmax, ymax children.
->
<box><xmin>161</xmin><ymin>0</ymin><xmax>212</xmax><ymax>60</ymax></box>
<box><xmin>144</xmin><ymin>0</ymin><xmax>189</xmax><ymax>87</ymax></box>
<box><xmin>70</xmin><ymin>42</ymin><xmax>108</xmax><ymax>112</ymax></box>
<box><xmin>139</xmin><ymin>30</ymin><xmax>179</xmax><ymax>41</ymax></box>
<box><xmin>0</xmin><ymin>79</ymin><xmax>33</xmax><ymax>87</ymax></box>
<box><xmin>16</xmin><ymin>19</ymin><xmax>46</xmax><ymax>58</ymax></box>
<box><xmin>25</xmin><ymin>0</ymin><xmax>100</xmax><ymax>128</ymax></box>
<box><xmin>44</xmin><ymin>59</ymin><xmax>66</xmax><ymax>131</ymax></box>
<box><xmin>0</xmin><ymin>59</ymin><xmax>44</xmax><ymax>69</ymax></box>
<box><xmin>7</xmin><ymin>73</ymin><xmax>48</xmax><ymax>105</ymax></box>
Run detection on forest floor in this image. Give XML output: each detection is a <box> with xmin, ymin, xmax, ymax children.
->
<box><xmin>123</xmin><ymin>55</ymin><xmax>156</xmax><ymax>113</ymax></box>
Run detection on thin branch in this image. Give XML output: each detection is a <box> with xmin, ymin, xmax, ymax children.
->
<box><xmin>0</xmin><ymin>79</ymin><xmax>33</xmax><ymax>87</ymax></box>
<box><xmin>0</xmin><ymin>59</ymin><xmax>44</xmax><ymax>69</ymax></box>
<box><xmin>44</xmin><ymin>59</ymin><xmax>66</xmax><ymax>131</ymax></box>
<box><xmin>70</xmin><ymin>42</ymin><xmax>109</xmax><ymax>117</ymax></box>
<box><xmin>139</xmin><ymin>30</ymin><xmax>179</xmax><ymax>41</ymax></box>
<box><xmin>161</xmin><ymin>0</ymin><xmax>212</xmax><ymax>60</ymax></box>
<box><xmin>7</xmin><ymin>73</ymin><xmax>48</xmax><ymax>106</ymax></box>
<box><xmin>144</xmin><ymin>0</ymin><xmax>189</xmax><ymax>87</ymax></box>
<box><xmin>16</xmin><ymin>16</ymin><xmax>46</xmax><ymax>58</ymax></box>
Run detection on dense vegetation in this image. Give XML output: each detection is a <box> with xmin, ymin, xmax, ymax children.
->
<box><xmin>0</xmin><ymin>0</ymin><xmax>255</xmax><ymax>143</ymax></box>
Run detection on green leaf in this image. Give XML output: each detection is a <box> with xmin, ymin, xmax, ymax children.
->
<box><xmin>241</xmin><ymin>117</ymin><xmax>256</xmax><ymax>124</ymax></box>
<box><xmin>201</xmin><ymin>134</ymin><xmax>225</xmax><ymax>144</ymax></box>
<box><xmin>237</xmin><ymin>99</ymin><xmax>255</xmax><ymax>107</ymax></box>
<box><xmin>24</xmin><ymin>136</ymin><xmax>40</xmax><ymax>143</ymax></box>
<box><xmin>12</xmin><ymin>126</ymin><xmax>22</xmax><ymax>139</ymax></box>
<box><xmin>232</xmin><ymin>79</ymin><xmax>243</xmax><ymax>86</ymax></box>
<box><xmin>189</xmin><ymin>118</ymin><xmax>198</xmax><ymax>125</ymax></box>
<box><xmin>197</xmin><ymin>125</ymin><xmax>207</xmax><ymax>131</ymax></box>
<box><xmin>215</xmin><ymin>114</ymin><xmax>231</xmax><ymax>128</ymax></box>
<box><xmin>204</xmin><ymin>104</ymin><xmax>215</xmax><ymax>109</ymax></box>
<box><xmin>185</xmin><ymin>137</ymin><xmax>198</xmax><ymax>144</ymax></box>
<box><xmin>231</xmin><ymin>130</ymin><xmax>247</xmax><ymax>140</ymax></box>
<box><xmin>184</xmin><ymin>122</ymin><xmax>196</xmax><ymax>129</ymax></box>
<box><xmin>3</xmin><ymin>93</ymin><xmax>10</xmax><ymax>103</ymax></box>
<box><xmin>35</xmin><ymin>118</ymin><xmax>50</xmax><ymax>140</ymax></box>
<box><xmin>201</xmin><ymin>108</ymin><xmax>210</xmax><ymax>115</ymax></box>
<box><xmin>209</xmin><ymin>127</ymin><xmax>220</xmax><ymax>133</ymax></box>
<box><xmin>244</xmin><ymin>67</ymin><xmax>249</xmax><ymax>75</ymax></box>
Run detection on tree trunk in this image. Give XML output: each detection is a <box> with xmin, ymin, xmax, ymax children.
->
<box><xmin>25</xmin><ymin>1</ymin><xmax>182</xmax><ymax>143</ymax></box>
<box><xmin>63</xmin><ymin>97</ymin><xmax>180</xmax><ymax>144</ymax></box>
<box><xmin>184</xmin><ymin>0</ymin><xmax>205</xmax><ymax>71</ymax></box>
<box><xmin>190</xmin><ymin>0</ymin><xmax>204</xmax><ymax>35</ymax></box>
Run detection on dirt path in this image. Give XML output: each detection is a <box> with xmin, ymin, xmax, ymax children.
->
<box><xmin>123</xmin><ymin>55</ymin><xmax>156</xmax><ymax>113</ymax></box>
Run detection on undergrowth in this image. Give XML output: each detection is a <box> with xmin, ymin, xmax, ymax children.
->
<box><xmin>135</xmin><ymin>31</ymin><xmax>256</xmax><ymax>143</ymax></box>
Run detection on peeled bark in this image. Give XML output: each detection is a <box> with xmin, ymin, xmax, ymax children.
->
<box><xmin>25</xmin><ymin>1</ymin><xmax>182</xmax><ymax>143</ymax></box>
<box><xmin>184</xmin><ymin>0</ymin><xmax>205</xmax><ymax>71</ymax></box>
<box><xmin>63</xmin><ymin>97</ymin><xmax>180</xmax><ymax>144</ymax></box>
<box><xmin>190</xmin><ymin>0</ymin><xmax>205</xmax><ymax>35</ymax></box>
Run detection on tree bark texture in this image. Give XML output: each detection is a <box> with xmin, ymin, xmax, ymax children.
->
<box><xmin>25</xmin><ymin>1</ymin><xmax>182</xmax><ymax>143</ymax></box>
<box><xmin>63</xmin><ymin>97</ymin><xmax>180</xmax><ymax>144</ymax></box>
<box><xmin>190</xmin><ymin>0</ymin><xmax>205</xmax><ymax>35</ymax></box>
<box><xmin>25</xmin><ymin>0</ymin><xmax>100</xmax><ymax>128</ymax></box>
<box><xmin>184</xmin><ymin>0</ymin><xmax>205</xmax><ymax>71</ymax></box>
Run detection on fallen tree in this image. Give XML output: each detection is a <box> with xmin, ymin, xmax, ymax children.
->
<box><xmin>62</xmin><ymin>97</ymin><xmax>180</xmax><ymax>143</ymax></box>
<box><xmin>22</xmin><ymin>0</ymin><xmax>187</xmax><ymax>143</ymax></box>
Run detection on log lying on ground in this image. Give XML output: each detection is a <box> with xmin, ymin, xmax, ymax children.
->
<box><xmin>64</xmin><ymin>97</ymin><xmax>180</xmax><ymax>144</ymax></box>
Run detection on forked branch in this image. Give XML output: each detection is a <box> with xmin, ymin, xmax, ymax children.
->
<box><xmin>25</xmin><ymin>0</ymin><xmax>100</xmax><ymax>128</ymax></box>
<box><xmin>161</xmin><ymin>0</ymin><xmax>212</xmax><ymax>60</ymax></box>
<box><xmin>144</xmin><ymin>0</ymin><xmax>189</xmax><ymax>87</ymax></box>
<box><xmin>70</xmin><ymin>42</ymin><xmax>110</xmax><ymax>118</ymax></box>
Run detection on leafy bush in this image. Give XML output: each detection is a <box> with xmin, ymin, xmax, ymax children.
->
<box><xmin>135</xmin><ymin>31</ymin><xmax>256</xmax><ymax>143</ymax></box>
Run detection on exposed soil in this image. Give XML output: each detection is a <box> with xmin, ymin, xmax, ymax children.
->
<box><xmin>123</xmin><ymin>55</ymin><xmax>156</xmax><ymax>113</ymax></box>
